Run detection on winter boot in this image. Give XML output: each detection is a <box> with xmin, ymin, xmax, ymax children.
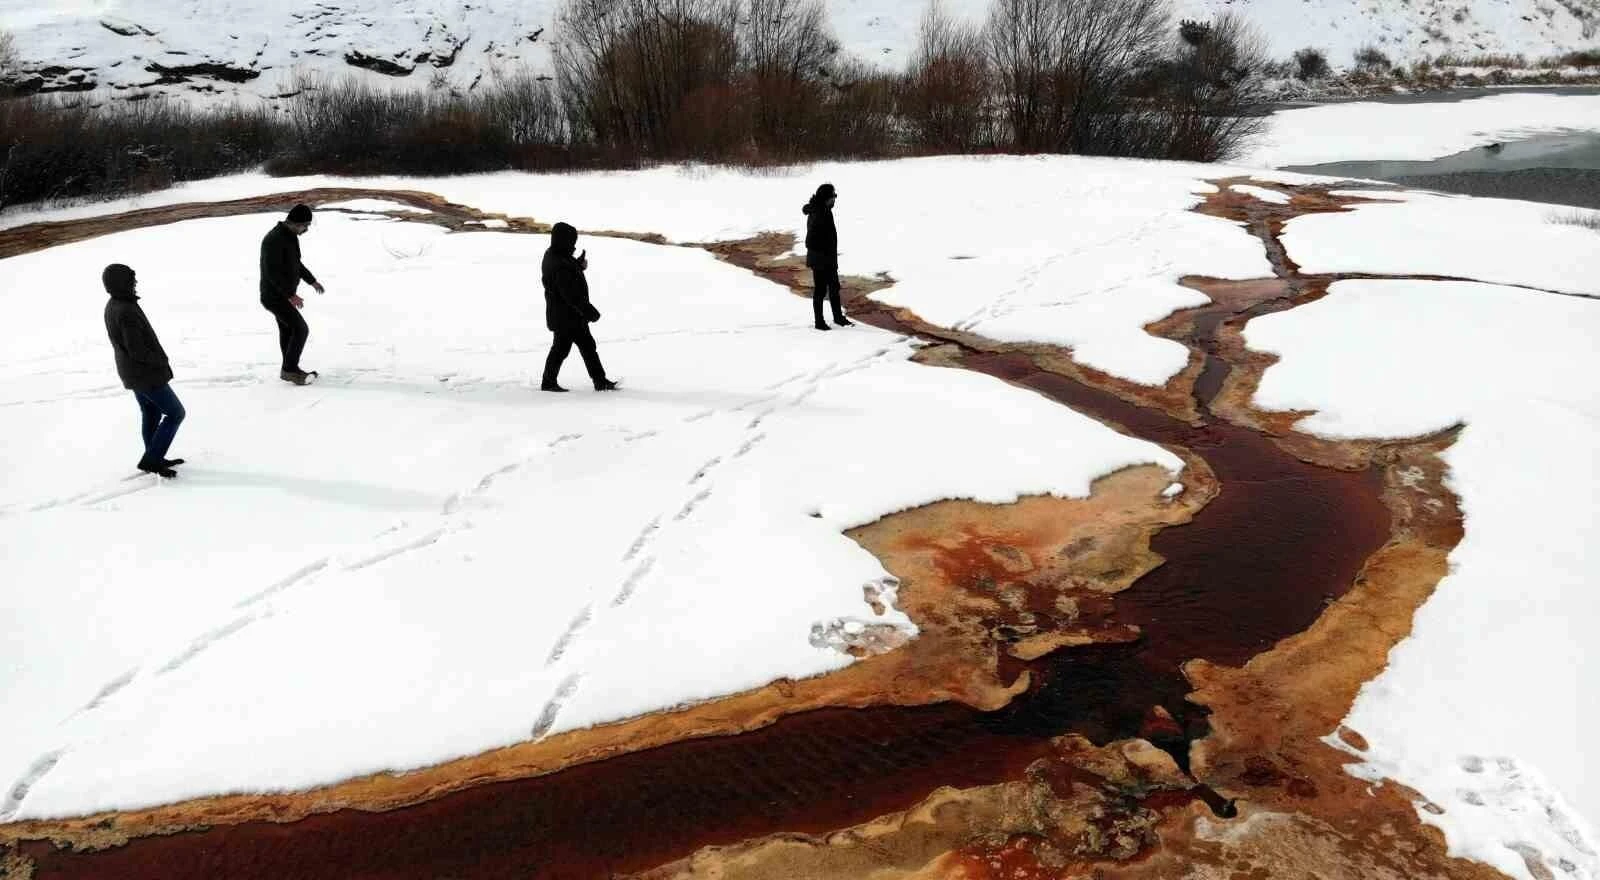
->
<box><xmin>833</xmin><ymin>315</ymin><xmax>854</xmax><ymax>327</ymax></box>
<box><xmin>814</xmin><ymin>320</ymin><xmax>831</xmax><ymax>331</ymax></box>
<box><xmin>137</xmin><ymin>457</ymin><xmax>178</xmax><ymax>479</ymax></box>
<box><xmin>594</xmin><ymin>379</ymin><xmax>619</xmax><ymax>391</ymax></box>
<box><xmin>280</xmin><ymin>369</ymin><xmax>314</xmax><ymax>386</ymax></box>
<box><xmin>541</xmin><ymin>383</ymin><xmax>569</xmax><ymax>392</ymax></box>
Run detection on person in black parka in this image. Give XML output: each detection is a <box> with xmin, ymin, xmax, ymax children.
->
<box><xmin>541</xmin><ymin>222</ymin><xmax>617</xmax><ymax>392</ymax></box>
<box><xmin>803</xmin><ymin>183</ymin><xmax>852</xmax><ymax>331</ymax></box>
<box><xmin>259</xmin><ymin>204</ymin><xmax>326</xmax><ymax>385</ymax></box>
<box><xmin>102</xmin><ymin>264</ymin><xmax>185</xmax><ymax>479</ymax></box>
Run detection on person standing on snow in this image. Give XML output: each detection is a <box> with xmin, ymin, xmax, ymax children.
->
<box><xmin>803</xmin><ymin>183</ymin><xmax>852</xmax><ymax>331</ymax></box>
<box><xmin>259</xmin><ymin>204</ymin><xmax>325</xmax><ymax>385</ymax></box>
<box><xmin>541</xmin><ymin>222</ymin><xmax>618</xmax><ymax>393</ymax></box>
<box><xmin>102</xmin><ymin>264</ymin><xmax>185</xmax><ymax>479</ymax></box>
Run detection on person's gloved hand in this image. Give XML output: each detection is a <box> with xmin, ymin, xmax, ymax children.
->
<box><xmin>585</xmin><ymin>305</ymin><xmax>602</xmax><ymax>323</ymax></box>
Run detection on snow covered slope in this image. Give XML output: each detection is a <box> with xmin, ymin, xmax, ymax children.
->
<box><xmin>2</xmin><ymin>0</ymin><xmax>1594</xmax><ymax>102</ymax></box>
<box><xmin>1172</xmin><ymin>0</ymin><xmax>1599</xmax><ymax>67</ymax></box>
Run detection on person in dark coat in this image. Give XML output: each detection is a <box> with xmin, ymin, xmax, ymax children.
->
<box><xmin>102</xmin><ymin>264</ymin><xmax>185</xmax><ymax>479</ymax></box>
<box><xmin>803</xmin><ymin>183</ymin><xmax>852</xmax><ymax>331</ymax></box>
<box><xmin>540</xmin><ymin>222</ymin><xmax>617</xmax><ymax>392</ymax></box>
<box><xmin>259</xmin><ymin>204</ymin><xmax>326</xmax><ymax>385</ymax></box>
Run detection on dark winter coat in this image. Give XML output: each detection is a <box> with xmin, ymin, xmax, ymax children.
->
<box><xmin>104</xmin><ymin>288</ymin><xmax>173</xmax><ymax>392</ymax></box>
<box><xmin>542</xmin><ymin>224</ymin><xmax>600</xmax><ymax>333</ymax></box>
<box><xmin>259</xmin><ymin>222</ymin><xmax>319</xmax><ymax>303</ymax></box>
<box><xmin>802</xmin><ymin>199</ymin><xmax>837</xmax><ymax>269</ymax></box>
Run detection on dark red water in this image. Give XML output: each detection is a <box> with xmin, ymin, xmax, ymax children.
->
<box><xmin>20</xmin><ymin>292</ymin><xmax>1390</xmax><ymax>880</ymax></box>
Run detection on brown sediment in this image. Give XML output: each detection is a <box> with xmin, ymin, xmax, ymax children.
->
<box><xmin>0</xmin><ymin>176</ymin><xmax>1507</xmax><ymax>880</ymax></box>
<box><xmin>0</xmin><ymin>187</ymin><xmax>671</xmax><ymax>261</ymax></box>
<box><xmin>636</xmin><ymin>735</ymin><xmax>1199</xmax><ymax>880</ymax></box>
<box><xmin>1</xmin><ymin>466</ymin><xmax>1202</xmax><ymax>855</ymax></box>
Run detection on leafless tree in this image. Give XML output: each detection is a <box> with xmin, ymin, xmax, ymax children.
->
<box><xmin>742</xmin><ymin>0</ymin><xmax>836</xmax><ymax>144</ymax></box>
<box><xmin>901</xmin><ymin>0</ymin><xmax>991</xmax><ymax>151</ymax></box>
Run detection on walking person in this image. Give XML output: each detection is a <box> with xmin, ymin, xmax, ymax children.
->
<box><xmin>260</xmin><ymin>204</ymin><xmax>325</xmax><ymax>385</ymax></box>
<box><xmin>541</xmin><ymin>222</ymin><xmax>618</xmax><ymax>393</ymax></box>
<box><xmin>102</xmin><ymin>264</ymin><xmax>185</xmax><ymax>479</ymax></box>
<box><xmin>802</xmin><ymin>183</ymin><xmax>852</xmax><ymax>331</ymax></box>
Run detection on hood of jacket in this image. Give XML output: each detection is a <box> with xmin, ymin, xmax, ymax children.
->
<box><xmin>102</xmin><ymin>263</ymin><xmax>138</xmax><ymax>301</ymax></box>
<box><xmin>549</xmin><ymin>222</ymin><xmax>578</xmax><ymax>254</ymax></box>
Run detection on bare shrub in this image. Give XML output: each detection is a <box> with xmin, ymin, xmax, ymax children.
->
<box><xmin>1550</xmin><ymin>209</ymin><xmax>1600</xmax><ymax>232</ymax></box>
<box><xmin>741</xmin><ymin>0</ymin><xmax>838</xmax><ymax>149</ymax></box>
<box><xmin>984</xmin><ymin>0</ymin><xmax>1172</xmax><ymax>153</ymax></box>
<box><xmin>808</xmin><ymin>58</ymin><xmax>897</xmax><ymax>158</ymax></box>
<box><xmin>1293</xmin><ymin>47</ymin><xmax>1330</xmax><ymax>80</ymax></box>
<box><xmin>1138</xmin><ymin>11</ymin><xmax>1268</xmax><ymax>161</ymax></box>
<box><xmin>0</xmin><ymin>95</ymin><xmax>278</xmax><ymax>209</ymax></box>
<box><xmin>899</xmin><ymin>0</ymin><xmax>993</xmax><ymax>152</ymax></box>
<box><xmin>1544</xmin><ymin>48</ymin><xmax>1600</xmax><ymax>67</ymax></box>
<box><xmin>271</xmin><ymin>72</ymin><xmax>588</xmax><ymax>176</ymax></box>
<box><xmin>1353</xmin><ymin>45</ymin><xmax>1392</xmax><ymax>71</ymax></box>
<box><xmin>983</xmin><ymin>0</ymin><xmax>1067</xmax><ymax>150</ymax></box>
<box><xmin>1434</xmin><ymin>51</ymin><xmax>1528</xmax><ymax>68</ymax></box>
<box><xmin>556</xmin><ymin>0</ymin><xmax>742</xmax><ymax>156</ymax></box>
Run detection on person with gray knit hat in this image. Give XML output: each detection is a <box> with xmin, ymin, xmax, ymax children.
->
<box><xmin>802</xmin><ymin>183</ymin><xmax>851</xmax><ymax>330</ymax></box>
<box><xmin>259</xmin><ymin>203</ymin><xmax>326</xmax><ymax>385</ymax></box>
<box><xmin>102</xmin><ymin>263</ymin><xmax>185</xmax><ymax>479</ymax></box>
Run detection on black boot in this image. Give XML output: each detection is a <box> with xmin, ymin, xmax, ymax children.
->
<box><xmin>137</xmin><ymin>457</ymin><xmax>177</xmax><ymax>479</ymax></box>
<box><xmin>594</xmin><ymin>378</ymin><xmax>619</xmax><ymax>391</ymax></box>
<box><xmin>164</xmin><ymin>458</ymin><xmax>186</xmax><ymax>468</ymax></box>
<box><xmin>541</xmin><ymin>383</ymin><xmax>569</xmax><ymax>392</ymax></box>
<box><xmin>814</xmin><ymin>320</ymin><xmax>831</xmax><ymax>331</ymax></box>
<box><xmin>833</xmin><ymin>315</ymin><xmax>854</xmax><ymax>327</ymax></box>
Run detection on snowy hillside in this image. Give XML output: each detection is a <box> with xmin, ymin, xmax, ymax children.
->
<box><xmin>2</xmin><ymin>0</ymin><xmax>1595</xmax><ymax>102</ymax></box>
<box><xmin>1173</xmin><ymin>0</ymin><xmax>1599</xmax><ymax>67</ymax></box>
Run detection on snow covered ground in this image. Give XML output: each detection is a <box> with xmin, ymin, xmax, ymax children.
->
<box><xmin>1171</xmin><ymin>0</ymin><xmax>1598</xmax><ymax>66</ymax></box>
<box><xmin>2</xmin><ymin>149</ymin><xmax>1597</xmax><ymax>880</ymax></box>
<box><xmin>1243</xmin><ymin>92</ymin><xmax>1600</xmax><ymax>168</ymax></box>
<box><xmin>0</xmin><ymin>157</ymin><xmax>1237</xmax><ymax>820</ymax></box>
<box><xmin>1245</xmin><ymin>279</ymin><xmax>1600</xmax><ymax>880</ymax></box>
<box><xmin>1282</xmin><ymin>190</ymin><xmax>1600</xmax><ymax>296</ymax></box>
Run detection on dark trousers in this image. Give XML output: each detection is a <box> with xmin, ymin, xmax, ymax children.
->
<box><xmin>262</xmin><ymin>298</ymin><xmax>310</xmax><ymax>372</ymax></box>
<box><xmin>812</xmin><ymin>265</ymin><xmax>844</xmax><ymax>323</ymax></box>
<box><xmin>134</xmin><ymin>384</ymin><xmax>185</xmax><ymax>463</ymax></box>
<box><xmin>542</xmin><ymin>324</ymin><xmax>607</xmax><ymax>388</ymax></box>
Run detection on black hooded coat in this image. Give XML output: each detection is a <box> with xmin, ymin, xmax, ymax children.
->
<box><xmin>802</xmin><ymin>196</ymin><xmax>837</xmax><ymax>269</ymax></box>
<box><xmin>542</xmin><ymin>223</ymin><xmax>600</xmax><ymax>333</ymax></box>
<box><xmin>102</xmin><ymin>266</ymin><xmax>174</xmax><ymax>392</ymax></box>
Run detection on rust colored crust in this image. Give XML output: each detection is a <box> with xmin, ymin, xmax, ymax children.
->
<box><xmin>0</xmin><ymin>187</ymin><xmax>669</xmax><ymax>261</ymax></box>
<box><xmin>613</xmin><ymin>180</ymin><xmax>1509</xmax><ymax>879</ymax></box>
<box><xmin>0</xmin><ymin>465</ymin><xmax>1204</xmax><ymax>851</ymax></box>
<box><xmin>702</xmin><ymin>237</ymin><xmax>1208</xmax><ymax>426</ymax></box>
<box><xmin>636</xmin><ymin>735</ymin><xmax>1199</xmax><ymax>880</ymax></box>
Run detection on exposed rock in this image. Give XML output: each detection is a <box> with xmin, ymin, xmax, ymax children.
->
<box><xmin>145</xmin><ymin>62</ymin><xmax>261</xmax><ymax>85</ymax></box>
<box><xmin>343</xmin><ymin>51</ymin><xmax>414</xmax><ymax>77</ymax></box>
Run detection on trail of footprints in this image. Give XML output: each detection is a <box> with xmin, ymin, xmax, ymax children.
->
<box><xmin>525</xmin><ymin>343</ymin><xmax>904</xmax><ymax>740</ymax></box>
<box><xmin>4</xmin><ymin>342</ymin><xmax>913</xmax><ymax>808</ymax></box>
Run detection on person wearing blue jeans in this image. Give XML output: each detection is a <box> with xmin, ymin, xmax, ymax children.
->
<box><xmin>102</xmin><ymin>263</ymin><xmax>186</xmax><ymax>478</ymax></box>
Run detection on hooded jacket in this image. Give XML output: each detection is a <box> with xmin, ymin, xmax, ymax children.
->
<box><xmin>102</xmin><ymin>266</ymin><xmax>174</xmax><ymax>392</ymax></box>
<box><xmin>802</xmin><ymin>197</ymin><xmax>837</xmax><ymax>269</ymax></box>
<box><xmin>541</xmin><ymin>222</ymin><xmax>601</xmax><ymax>333</ymax></box>
<box><xmin>259</xmin><ymin>221</ymin><xmax>319</xmax><ymax>303</ymax></box>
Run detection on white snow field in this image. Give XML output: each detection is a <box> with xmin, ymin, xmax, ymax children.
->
<box><xmin>1281</xmin><ymin>190</ymin><xmax>1600</xmax><ymax>296</ymax></box>
<box><xmin>0</xmin><ymin>155</ymin><xmax>1256</xmax><ymax>821</ymax></box>
<box><xmin>2</xmin><ymin>152</ymin><xmax>1597</xmax><ymax>880</ymax></box>
<box><xmin>1245</xmin><ymin>279</ymin><xmax>1600</xmax><ymax>880</ymax></box>
<box><xmin>1243</xmin><ymin>93</ymin><xmax>1600</xmax><ymax>168</ymax></box>
<box><xmin>1170</xmin><ymin>0</ymin><xmax>1599</xmax><ymax>66</ymax></box>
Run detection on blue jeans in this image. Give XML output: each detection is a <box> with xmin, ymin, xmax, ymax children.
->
<box><xmin>134</xmin><ymin>384</ymin><xmax>186</xmax><ymax>463</ymax></box>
